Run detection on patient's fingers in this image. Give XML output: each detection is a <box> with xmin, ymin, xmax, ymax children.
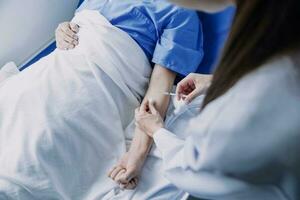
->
<box><xmin>56</xmin><ymin>23</ymin><xmax>76</xmax><ymax>41</ymax></box>
<box><xmin>61</xmin><ymin>24</ymin><xmax>77</xmax><ymax>38</ymax></box>
<box><xmin>117</xmin><ymin>168</ymin><xmax>136</xmax><ymax>184</ymax></box>
<box><xmin>108</xmin><ymin>165</ymin><xmax>122</xmax><ymax>179</ymax></box>
<box><xmin>55</xmin><ymin>22</ymin><xmax>80</xmax><ymax>50</ymax></box>
<box><xmin>56</xmin><ymin>32</ymin><xmax>76</xmax><ymax>50</ymax></box>
<box><xmin>115</xmin><ymin>169</ymin><xmax>127</xmax><ymax>182</ymax></box>
<box><xmin>125</xmin><ymin>181</ymin><xmax>135</xmax><ymax>190</ymax></box>
<box><xmin>56</xmin><ymin>39</ymin><xmax>69</xmax><ymax>50</ymax></box>
<box><xmin>107</xmin><ymin>165</ymin><xmax>118</xmax><ymax>177</ymax></box>
<box><xmin>124</xmin><ymin>178</ymin><xmax>138</xmax><ymax>190</ymax></box>
<box><xmin>70</xmin><ymin>22</ymin><xmax>80</xmax><ymax>33</ymax></box>
<box><xmin>61</xmin><ymin>31</ymin><xmax>78</xmax><ymax>46</ymax></box>
<box><xmin>109</xmin><ymin>167</ymin><xmax>121</xmax><ymax>180</ymax></box>
<box><xmin>57</xmin><ymin>40</ymin><xmax>75</xmax><ymax>50</ymax></box>
<box><xmin>109</xmin><ymin>166</ymin><xmax>125</xmax><ymax>180</ymax></box>
<box><xmin>119</xmin><ymin>183</ymin><xmax>126</xmax><ymax>189</ymax></box>
<box><xmin>61</xmin><ymin>31</ymin><xmax>77</xmax><ymax>44</ymax></box>
<box><xmin>115</xmin><ymin>172</ymin><xmax>128</xmax><ymax>184</ymax></box>
<box><xmin>119</xmin><ymin>181</ymin><xmax>133</xmax><ymax>190</ymax></box>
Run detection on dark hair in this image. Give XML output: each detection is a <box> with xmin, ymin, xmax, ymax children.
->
<box><xmin>202</xmin><ymin>0</ymin><xmax>300</xmax><ymax>108</ymax></box>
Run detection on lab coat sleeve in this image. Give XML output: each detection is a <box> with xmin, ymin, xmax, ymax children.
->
<box><xmin>153</xmin><ymin>66</ymin><xmax>300</xmax><ymax>200</ymax></box>
<box><xmin>153</xmin><ymin>130</ymin><xmax>289</xmax><ymax>200</ymax></box>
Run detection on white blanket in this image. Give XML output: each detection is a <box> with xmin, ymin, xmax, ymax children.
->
<box><xmin>0</xmin><ymin>10</ymin><xmax>195</xmax><ymax>200</ymax></box>
<box><xmin>0</xmin><ymin>10</ymin><xmax>140</xmax><ymax>199</ymax></box>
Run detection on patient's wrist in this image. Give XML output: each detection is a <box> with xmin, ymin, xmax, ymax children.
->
<box><xmin>129</xmin><ymin>128</ymin><xmax>153</xmax><ymax>154</ymax></box>
<box><xmin>128</xmin><ymin>142</ymin><xmax>150</xmax><ymax>156</ymax></box>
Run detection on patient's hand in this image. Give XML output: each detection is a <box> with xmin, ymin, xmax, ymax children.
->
<box><xmin>108</xmin><ymin>128</ymin><xmax>151</xmax><ymax>190</ymax></box>
<box><xmin>108</xmin><ymin>151</ymin><xmax>142</xmax><ymax>189</ymax></box>
<box><xmin>55</xmin><ymin>22</ymin><xmax>79</xmax><ymax>50</ymax></box>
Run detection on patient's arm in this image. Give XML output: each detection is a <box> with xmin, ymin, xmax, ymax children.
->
<box><xmin>108</xmin><ymin>64</ymin><xmax>176</xmax><ymax>189</ymax></box>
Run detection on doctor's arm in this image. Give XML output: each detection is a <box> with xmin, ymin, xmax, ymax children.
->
<box><xmin>135</xmin><ymin>77</ymin><xmax>296</xmax><ymax>199</ymax></box>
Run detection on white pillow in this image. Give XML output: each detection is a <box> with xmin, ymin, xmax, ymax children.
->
<box><xmin>0</xmin><ymin>0</ymin><xmax>80</xmax><ymax>68</ymax></box>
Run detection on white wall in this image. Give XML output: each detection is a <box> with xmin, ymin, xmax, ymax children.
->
<box><xmin>0</xmin><ymin>0</ymin><xmax>79</xmax><ymax>68</ymax></box>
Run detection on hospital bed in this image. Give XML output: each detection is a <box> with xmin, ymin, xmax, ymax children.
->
<box><xmin>0</xmin><ymin>1</ymin><xmax>234</xmax><ymax>199</ymax></box>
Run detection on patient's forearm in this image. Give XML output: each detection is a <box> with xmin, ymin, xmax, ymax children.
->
<box><xmin>129</xmin><ymin>127</ymin><xmax>153</xmax><ymax>155</ymax></box>
<box><xmin>129</xmin><ymin>64</ymin><xmax>176</xmax><ymax>154</ymax></box>
<box><xmin>143</xmin><ymin>64</ymin><xmax>176</xmax><ymax>117</ymax></box>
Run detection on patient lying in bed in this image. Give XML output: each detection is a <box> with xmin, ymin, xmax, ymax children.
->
<box><xmin>0</xmin><ymin>3</ymin><xmax>204</xmax><ymax>200</ymax></box>
<box><xmin>56</xmin><ymin>0</ymin><xmax>203</xmax><ymax>191</ymax></box>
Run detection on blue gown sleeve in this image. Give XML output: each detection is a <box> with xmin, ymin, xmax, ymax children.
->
<box><xmin>152</xmin><ymin>10</ymin><xmax>204</xmax><ymax>76</ymax></box>
<box><xmin>76</xmin><ymin>0</ymin><xmax>106</xmax><ymax>12</ymax></box>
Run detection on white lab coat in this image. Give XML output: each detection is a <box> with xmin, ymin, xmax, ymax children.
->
<box><xmin>153</xmin><ymin>55</ymin><xmax>300</xmax><ymax>200</ymax></box>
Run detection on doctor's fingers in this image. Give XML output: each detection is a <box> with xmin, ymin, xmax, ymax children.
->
<box><xmin>148</xmin><ymin>101</ymin><xmax>158</xmax><ymax>115</ymax></box>
<box><xmin>184</xmin><ymin>87</ymin><xmax>203</xmax><ymax>103</ymax></box>
<box><xmin>135</xmin><ymin>111</ymin><xmax>152</xmax><ymax>122</ymax></box>
<box><xmin>134</xmin><ymin>108</ymin><xmax>143</xmax><ymax>121</ymax></box>
<box><xmin>135</xmin><ymin>104</ymin><xmax>148</xmax><ymax>116</ymax></box>
<box><xmin>140</xmin><ymin>100</ymin><xmax>152</xmax><ymax>113</ymax></box>
<box><xmin>135</xmin><ymin>107</ymin><xmax>140</xmax><ymax>116</ymax></box>
<box><xmin>176</xmin><ymin>80</ymin><xmax>195</xmax><ymax>100</ymax></box>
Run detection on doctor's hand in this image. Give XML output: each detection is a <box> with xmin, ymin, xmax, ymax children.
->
<box><xmin>135</xmin><ymin>100</ymin><xmax>164</xmax><ymax>138</ymax></box>
<box><xmin>176</xmin><ymin>73</ymin><xmax>212</xmax><ymax>103</ymax></box>
<box><xmin>55</xmin><ymin>22</ymin><xmax>79</xmax><ymax>50</ymax></box>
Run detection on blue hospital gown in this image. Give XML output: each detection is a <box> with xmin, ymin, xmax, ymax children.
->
<box><xmin>77</xmin><ymin>0</ymin><xmax>203</xmax><ymax>76</ymax></box>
